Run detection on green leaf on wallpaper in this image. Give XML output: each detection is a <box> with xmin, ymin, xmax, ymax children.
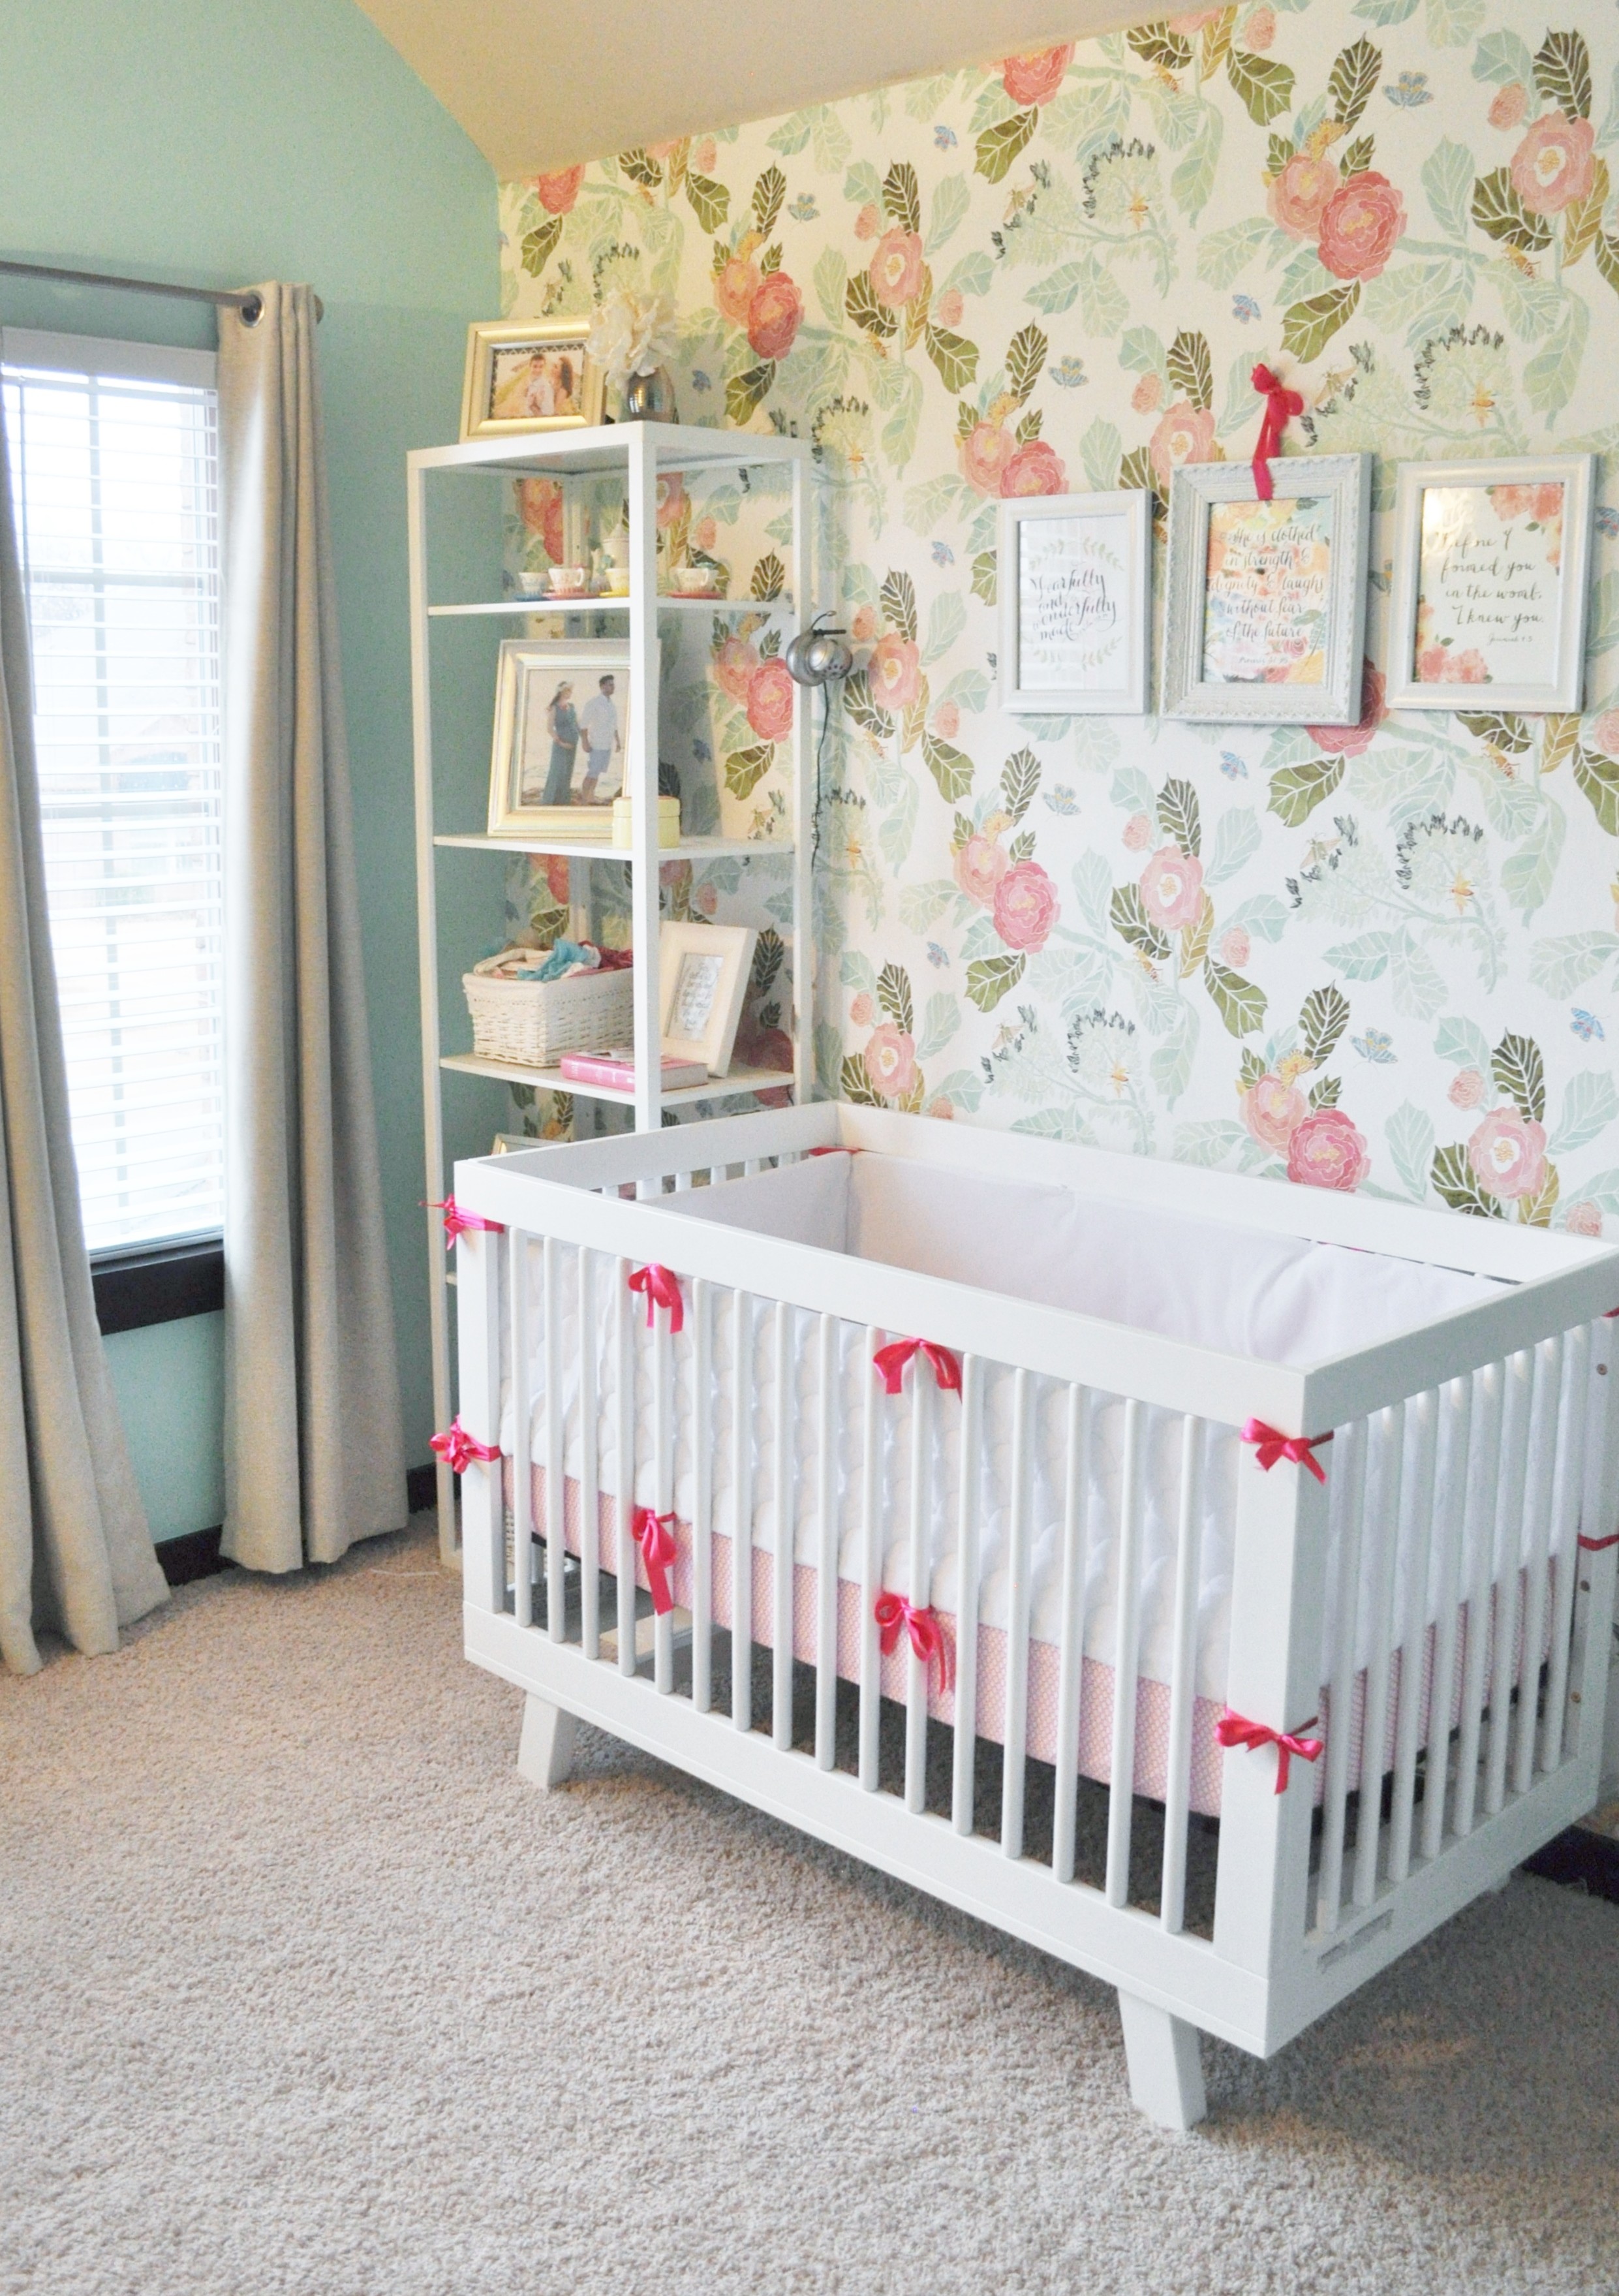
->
<box><xmin>922</xmin><ymin>734</ymin><xmax>974</xmax><ymax>803</ymax></box>
<box><xmin>880</xmin><ymin>366</ymin><xmax>924</xmax><ymax>469</ymax></box>
<box><xmin>925</xmin><ymin>324</ymin><xmax>979</xmax><ymax>392</ymax></box>
<box><xmin>1530</xmin><ymin>932</ymin><xmax>1619</xmax><ymax>995</ymax></box>
<box><xmin>1196</xmin><ymin>217</ymin><xmax>1274</xmax><ymax>290</ymax></box>
<box><xmin>1524</xmin><ymin>294</ymin><xmax>1588</xmax><ymax>417</ymax></box>
<box><xmin>752</xmin><ymin>166</ymin><xmax>787</xmax><ymax>235</ymax></box>
<box><xmin>937</xmin><ymin>665</ymin><xmax>992</xmax><ymax>713</ymax></box>
<box><xmin>1535</xmin><ymin>29</ymin><xmax>1592</xmax><ymax>121</ymax></box>
<box><xmin>1472</xmin><ymin>29</ymin><xmax>1536</xmax><ymax>88</ymax></box>
<box><xmin>520</xmin><ymin>215</ymin><xmax>564</xmax><ymax>278</ymax></box>
<box><xmin>1423</xmin><ymin>0</ymin><xmax>1484</xmax><ymax>49</ymax></box>
<box><xmin>619</xmin><ymin>146</ymin><xmax>662</xmax><ymax>187</ymax></box>
<box><xmin>1275</xmin><ymin>242</ymin><xmax>1334</xmax><ymax>308</ymax></box>
<box><xmin>1434</xmin><ymin>1014</ymin><xmax>1492</xmax><ymax>1072</ymax></box>
<box><xmin>904</xmin><ymin>75</ymin><xmax>954</xmax><ymax>121</ymax></box>
<box><xmin>1225</xmin><ymin>892</ymin><xmax>1290</xmax><ymax>943</ymax></box>
<box><xmin>1430</xmin><ymin>1142</ymin><xmax>1502</xmax><ymax>1218</ymax></box>
<box><xmin>1002</xmin><ymin>749</ymin><xmax>1041</xmax><ymax>824</ymax></box>
<box><xmin>844</xmin><ymin>159</ymin><xmax>882</xmax><ymax>208</ymax></box>
<box><xmin>1301</xmin><ymin>984</ymin><xmax>1350</xmax><ymax>1067</ymax></box>
<box><xmin>1217</xmin><ymin>350</ymin><xmax>1261</xmax><ymax>438</ymax></box>
<box><xmin>1111</xmin><ymin>764</ymin><xmax>1157</xmax><ymax>818</ymax></box>
<box><xmin>1471</xmin><ymin>169</ymin><xmax>1552</xmax><ymax>255</ymax></box>
<box><xmin>1550</xmin><ymin>1070</ymin><xmax>1619</xmax><ymax>1156</ymax></box>
<box><xmin>1492</xmin><ymin>260</ymin><xmax>1564</xmax><ymax>341</ymax></box>
<box><xmin>1227</xmin><ymin>48</ymin><xmax>1295</xmax><ymax>127</ymax></box>
<box><xmin>1127</xmin><ymin>21</ymin><xmax>1194</xmax><ymax>69</ymax></box>
<box><xmin>1205</xmin><ymin>807</ymin><xmax>1261</xmax><ymax>886</ymax></box>
<box><xmin>750</xmin><ymin>553</ymin><xmax>786</xmax><ymax>603</ymax></box>
<box><xmin>1025</xmin><ymin>263</ymin><xmax>1086</xmax><ymax>317</ymax></box>
<box><xmin>1118</xmin><ymin>325</ymin><xmax>1167</xmax><ymax>379</ymax></box>
<box><xmin>1267</xmin><ymin>132</ymin><xmax>1297</xmax><ymax>176</ymax></box>
<box><xmin>1341</xmin><ymin>136</ymin><xmax>1375</xmax><ymax>176</ymax></box>
<box><xmin>1008</xmin><ymin>827</ymin><xmax>1036</xmax><ymax>865</ymax></box>
<box><xmin>725</xmin><ymin>744</ymin><xmax>774</xmax><ymax>800</ymax></box>
<box><xmin>1268</xmin><ymin>754</ymin><xmax>1346</xmax><ymax>828</ymax></box>
<box><xmin>916</xmin><ymin>993</ymin><xmax>961</xmax><ymax>1064</ymax></box>
<box><xmin>1389</xmin><ymin>934</ymin><xmax>1446</xmax><ymax>1019</ymax></box>
<box><xmin>976</xmin><ymin>108</ymin><xmax>1038</xmax><ymax>184</ymax></box>
<box><xmin>726</xmin><ymin>362</ymin><xmax>775</xmax><ymax>425</ymax></box>
<box><xmin>840</xmin><ymin>950</ymin><xmax>878</xmax><ymax>997</ymax></box>
<box><xmin>766</xmin><ymin>109</ymin><xmax>814</xmax><ymax>156</ymax></box>
<box><xmin>1081</xmin><ymin>418</ymin><xmax>1122</xmax><ymax>491</ymax></box>
<box><xmin>1492</xmin><ymin>1032</ymin><xmax>1547</xmax><ymax>1124</ymax></box>
<box><xmin>812</xmin><ymin>106</ymin><xmax>854</xmax><ymax>173</ymax></box>
<box><xmin>1203</xmin><ymin>960</ymin><xmax>1267</xmax><ymax>1038</ymax></box>
<box><xmin>840</xmin><ymin>1053</ymin><xmax>884</xmax><ymax>1108</ymax></box>
<box><xmin>1077</xmin><ymin>257</ymin><xmax>1130</xmax><ymax>336</ymax></box>
<box><xmin>1457</xmin><ymin>709</ymin><xmax>1531</xmax><ymax>753</ymax></box>
<box><xmin>876</xmin><ymin>962</ymin><xmax>914</xmax><ymax>1034</ymax></box>
<box><xmin>1308</xmin><ymin>1074</ymin><xmax>1342</xmax><ymax>1109</ymax></box>
<box><xmin>1156</xmin><ymin>776</ymin><xmax>1201</xmax><ymax>857</ymax></box>
<box><xmin>1171</xmin><ymin>113</ymin><xmax>1222</xmax><ymax>223</ymax></box>
<box><xmin>902</xmin><ymin>475</ymin><xmax>961</xmax><ymax>535</ymax></box>
<box><xmin>1173</xmin><ymin>1119</ymin><xmax>1256</xmax><ymax>1170</ymax></box>
<box><xmin>1573</xmin><ymin>744</ymin><xmax>1619</xmax><ymax>832</ymax></box>
<box><xmin>1111</xmin><ymin>883</ymin><xmax>1171</xmax><ymax>961</ymax></box>
<box><xmin>1499</xmin><ymin>807</ymin><xmax>1564</xmax><ymax>921</ymax></box>
<box><xmin>1072</xmin><ymin>850</ymin><xmax>1114</xmax><ymax>931</ymax></box>
<box><xmin>1586</xmin><ymin>571</ymin><xmax>1619</xmax><ymax>653</ymax></box>
<box><xmin>942</xmin><ymin>249</ymin><xmax>995</xmax><ymax>302</ymax></box>
<box><xmin>925</xmin><ymin>174</ymin><xmax>971</xmax><ymax>256</ymax></box>
<box><xmin>844</xmin><ymin>270</ymin><xmax>897</xmax><ymax>339</ymax></box>
<box><xmin>1361</xmin><ymin>261</ymin><xmax>1460</xmax><ymax>341</ymax></box>
<box><xmin>1352</xmin><ymin>0</ymin><xmax>1417</xmax><ymax>26</ymax></box>
<box><xmin>1006</xmin><ymin>324</ymin><xmax>1048</xmax><ymax>406</ymax></box>
<box><xmin>1151</xmin><ymin>1023</ymin><xmax>1197</xmax><ymax>1108</ymax></box>
<box><xmin>1325</xmin><ymin>930</ymin><xmax>1396</xmax><ymax>979</ymax></box>
<box><xmin>970</xmin><ymin>550</ymin><xmax>998</xmax><ymax>605</ymax></box>
<box><xmin>880</xmin><ymin>569</ymin><xmax>919</xmax><ymax>645</ymax></box>
<box><xmin>842</xmin><ymin>670</ymin><xmax>893</xmax><ymax>739</ymax></box>
<box><xmin>897</xmin><ymin>882</ymin><xmax>955</xmax><ymax>936</ymax></box>
<box><xmin>882</xmin><ymin>160</ymin><xmax>922</xmax><ymax>236</ymax></box>
<box><xmin>878</xmin><ymin>779</ymin><xmax>918</xmax><ymax>871</ymax></box>
<box><xmin>1281</xmin><ymin>283</ymin><xmax>1360</xmax><ymax>361</ymax></box>
<box><xmin>1167</xmin><ymin>332</ymin><xmax>1213</xmax><ymax>413</ymax></box>
<box><xmin>966</xmin><ymin>952</ymin><xmax>1026</xmax><ymax>1012</ymax></box>
<box><xmin>921</xmin><ymin>591</ymin><xmax>966</xmax><ymax>666</ymax></box>
<box><xmin>685</xmin><ymin>174</ymin><xmax>730</xmax><ymax>233</ymax></box>
<box><xmin>813</xmin><ymin>247</ymin><xmax>848</xmax><ymax>328</ymax></box>
<box><xmin>1421</xmin><ymin>140</ymin><xmax>1476</xmax><ymax>243</ymax></box>
<box><xmin>1386</xmin><ymin>1104</ymin><xmax>1435</xmax><ymax>1203</ymax></box>
<box><xmin>1327</xmin><ymin>39</ymin><xmax>1381</xmax><ymax>131</ymax></box>
<box><xmin>1071</xmin><ymin>719</ymin><xmax>1120</xmax><ymax>771</ymax></box>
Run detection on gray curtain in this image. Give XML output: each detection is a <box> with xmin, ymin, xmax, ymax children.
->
<box><xmin>0</xmin><ymin>404</ymin><xmax>168</xmax><ymax>1675</ymax></box>
<box><xmin>217</xmin><ymin>284</ymin><xmax>407</xmax><ymax>1571</ymax></box>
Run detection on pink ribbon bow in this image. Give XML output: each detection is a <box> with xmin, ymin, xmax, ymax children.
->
<box><xmin>1215</xmin><ymin>1707</ymin><xmax>1324</xmax><ymax>1795</ymax></box>
<box><xmin>1241</xmin><ymin>1418</ymin><xmax>1333</xmax><ymax>1483</ymax></box>
<box><xmin>627</xmin><ymin>1263</ymin><xmax>685</xmax><ymax>1333</ymax></box>
<box><xmin>631</xmin><ymin>1507</ymin><xmax>679</xmax><ymax>1615</ymax></box>
<box><xmin>874</xmin><ymin>1592</ymin><xmax>955</xmax><ymax>1693</ymax></box>
<box><xmin>429</xmin><ymin>1418</ymin><xmax>502</xmax><ymax>1474</ymax></box>
<box><xmin>1250</xmin><ymin>363</ymin><xmax>1303</xmax><ymax>501</ymax></box>
<box><xmin>427</xmin><ymin>1195</ymin><xmax>504</xmax><ymax>1249</ymax></box>
<box><xmin>873</xmin><ymin>1338</ymin><xmax>963</xmax><ymax>1397</ymax></box>
<box><xmin>1579</xmin><ymin>1530</ymin><xmax>1619</xmax><ymax>1552</ymax></box>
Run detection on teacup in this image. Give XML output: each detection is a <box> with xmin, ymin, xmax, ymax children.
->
<box><xmin>671</xmin><ymin>563</ymin><xmax>717</xmax><ymax>595</ymax></box>
<box><xmin>547</xmin><ymin>565</ymin><xmax>589</xmax><ymax>593</ymax></box>
<box><xmin>514</xmin><ymin>570</ymin><xmax>547</xmax><ymax>597</ymax></box>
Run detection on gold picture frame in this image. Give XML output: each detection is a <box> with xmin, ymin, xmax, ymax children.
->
<box><xmin>488</xmin><ymin>640</ymin><xmax>630</xmax><ymax>841</ymax></box>
<box><xmin>459</xmin><ymin>318</ymin><xmax>604</xmax><ymax>442</ymax></box>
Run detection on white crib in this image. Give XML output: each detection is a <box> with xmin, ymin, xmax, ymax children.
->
<box><xmin>449</xmin><ymin>1103</ymin><xmax>1619</xmax><ymax>2129</ymax></box>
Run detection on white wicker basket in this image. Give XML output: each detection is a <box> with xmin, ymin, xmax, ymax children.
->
<box><xmin>462</xmin><ymin>963</ymin><xmax>633</xmax><ymax>1069</ymax></box>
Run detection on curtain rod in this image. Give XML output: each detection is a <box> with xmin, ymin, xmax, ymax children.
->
<box><xmin>0</xmin><ymin>258</ymin><xmax>324</xmax><ymax>324</ymax></box>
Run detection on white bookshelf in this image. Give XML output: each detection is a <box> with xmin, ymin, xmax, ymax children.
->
<box><xmin>407</xmin><ymin>422</ymin><xmax>816</xmax><ymax>1558</ymax></box>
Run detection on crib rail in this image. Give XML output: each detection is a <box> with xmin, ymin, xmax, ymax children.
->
<box><xmin>454</xmin><ymin>1128</ymin><xmax>1619</xmax><ymax>2061</ymax></box>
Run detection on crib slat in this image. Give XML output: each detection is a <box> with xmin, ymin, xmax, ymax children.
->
<box><xmin>1388</xmin><ymin>1389</ymin><xmax>1439</xmax><ymax>1885</ymax></box>
<box><xmin>1420</xmin><ymin>1374</ymin><xmax>1473</xmax><ymax>1864</ymax></box>
<box><xmin>732</xmin><ymin>1292</ymin><xmax>755</xmax><ymax>1731</ymax></box>
<box><xmin>544</xmin><ymin>1237</ymin><xmax>566</xmax><ymax>1644</ymax></box>
<box><xmin>814</xmin><ymin>1314</ymin><xmax>839</xmax><ymax>1771</ymax></box>
<box><xmin>1318</xmin><ymin>1415</ymin><xmax>1368</xmax><ymax>1934</ymax></box>
<box><xmin>652</xmin><ymin>1295</ymin><xmax>674</xmax><ymax>1695</ymax></box>
<box><xmin>1160</xmin><ymin>1413</ymin><xmax>1205</xmax><ymax>1935</ymax></box>
<box><xmin>510</xmin><ymin>1230</ymin><xmax>534</xmax><ymax>1631</ymax></box>
<box><xmin>613</xmin><ymin>1256</ymin><xmax>637</xmax><ymax>1675</ymax></box>
<box><xmin>1104</xmin><ymin>1398</ymin><xmax>1146</xmax><ymax>1910</ymax></box>
<box><xmin>579</xmin><ymin>1250</ymin><xmax>600</xmax><ymax>1661</ymax></box>
<box><xmin>951</xmin><ymin>1356</ymin><xmax>983</xmax><ymax>1836</ymax></box>
<box><xmin>1052</xmin><ymin>1385</ymin><xmax>1090</xmax><ymax>1886</ymax></box>
<box><xmin>1540</xmin><ymin>1324</ymin><xmax>1591</xmax><ymax>1772</ymax></box>
<box><xmin>772</xmin><ymin>1301</ymin><xmax>794</xmax><ymax>1752</ymax></box>
<box><xmin>692</xmin><ymin>1279</ymin><xmax>713</xmax><ymax>1711</ymax></box>
<box><xmin>1453</xmin><ymin>1359</ymin><xmax>1505</xmax><ymax>1838</ymax></box>
<box><xmin>904</xmin><ymin>1358</ymin><xmax>933</xmax><ymax>1814</ymax></box>
<box><xmin>1352</xmin><ymin>1403</ymin><xmax>1405</xmax><ymax>1908</ymax></box>
<box><xmin>1511</xmin><ymin>1337</ymin><xmax>1562</xmax><ymax>1796</ymax></box>
<box><xmin>858</xmin><ymin>1324</ymin><xmax>883</xmax><ymax>1793</ymax></box>
<box><xmin>998</xmin><ymin>1372</ymin><xmax>1035</xmax><ymax>1859</ymax></box>
<box><xmin>1483</xmin><ymin>1350</ymin><xmax>1534</xmax><ymax>1816</ymax></box>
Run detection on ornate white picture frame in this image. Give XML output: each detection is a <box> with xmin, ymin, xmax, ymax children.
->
<box><xmin>1162</xmin><ymin>454</ymin><xmax>1370</xmax><ymax>725</ymax></box>
<box><xmin>1385</xmin><ymin>455</ymin><xmax>1595</xmax><ymax>713</ymax></box>
<box><xmin>998</xmin><ymin>490</ymin><xmax>1151</xmax><ymax>715</ymax></box>
<box><xmin>658</xmin><ymin>921</ymin><xmax>757</xmax><ymax>1076</ymax></box>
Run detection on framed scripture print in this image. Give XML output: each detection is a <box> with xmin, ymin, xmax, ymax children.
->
<box><xmin>1162</xmin><ymin>455</ymin><xmax>1370</xmax><ymax>725</ymax></box>
<box><xmin>658</xmin><ymin>922</ymin><xmax>756</xmax><ymax>1076</ymax></box>
<box><xmin>1385</xmin><ymin>456</ymin><xmax>1595</xmax><ymax>711</ymax></box>
<box><xmin>998</xmin><ymin>491</ymin><xmax>1151</xmax><ymax>714</ymax></box>
<box><xmin>487</xmin><ymin>640</ymin><xmax>630</xmax><ymax>839</ymax></box>
<box><xmin>459</xmin><ymin>318</ymin><xmax>604</xmax><ymax>441</ymax></box>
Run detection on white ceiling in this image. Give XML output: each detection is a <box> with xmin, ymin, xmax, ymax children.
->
<box><xmin>352</xmin><ymin>1</ymin><xmax>1164</xmax><ymax>180</ymax></box>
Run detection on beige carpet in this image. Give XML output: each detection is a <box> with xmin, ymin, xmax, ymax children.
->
<box><xmin>4</xmin><ymin>1518</ymin><xmax>1618</xmax><ymax>2296</ymax></box>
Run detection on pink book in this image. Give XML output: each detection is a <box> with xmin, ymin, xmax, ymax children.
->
<box><xmin>558</xmin><ymin>1049</ymin><xmax>709</xmax><ymax>1091</ymax></box>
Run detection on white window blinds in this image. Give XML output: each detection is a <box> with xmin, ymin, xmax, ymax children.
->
<box><xmin>2</xmin><ymin>332</ymin><xmax>224</xmax><ymax>1254</ymax></box>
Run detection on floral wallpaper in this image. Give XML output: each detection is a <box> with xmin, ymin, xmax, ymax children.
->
<box><xmin>498</xmin><ymin>3</ymin><xmax>1619</xmax><ymax>1235</ymax></box>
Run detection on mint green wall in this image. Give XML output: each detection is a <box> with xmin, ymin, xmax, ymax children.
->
<box><xmin>102</xmin><ymin>1316</ymin><xmax>226</xmax><ymax>1544</ymax></box>
<box><xmin>0</xmin><ymin>0</ymin><xmax>499</xmax><ymax>1534</ymax></box>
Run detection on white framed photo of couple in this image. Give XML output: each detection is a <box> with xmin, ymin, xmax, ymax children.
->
<box><xmin>998</xmin><ymin>491</ymin><xmax>1151</xmax><ymax>714</ymax></box>
<box><xmin>1385</xmin><ymin>456</ymin><xmax>1595</xmax><ymax>711</ymax></box>
<box><xmin>459</xmin><ymin>318</ymin><xmax>604</xmax><ymax>440</ymax></box>
<box><xmin>488</xmin><ymin>642</ymin><xmax>630</xmax><ymax>839</ymax></box>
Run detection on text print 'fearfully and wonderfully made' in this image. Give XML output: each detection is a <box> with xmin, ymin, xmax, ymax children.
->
<box><xmin>1201</xmin><ymin>496</ymin><xmax>1332</xmax><ymax>687</ymax></box>
<box><xmin>1415</xmin><ymin>484</ymin><xmax>1564</xmax><ymax>688</ymax></box>
<box><xmin>1017</xmin><ymin>516</ymin><xmax>1126</xmax><ymax>690</ymax></box>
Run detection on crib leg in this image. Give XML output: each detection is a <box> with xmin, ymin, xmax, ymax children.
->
<box><xmin>1117</xmin><ymin>1991</ymin><xmax>1207</xmax><ymax>2132</ymax></box>
<box><xmin>517</xmin><ymin>1693</ymin><xmax>577</xmax><ymax>1791</ymax></box>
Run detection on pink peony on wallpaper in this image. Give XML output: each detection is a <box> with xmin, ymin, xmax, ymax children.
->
<box><xmin>499</xmin><ymin>3</ymin><xmax>1619</xmax><ymax>1235</ymax></box>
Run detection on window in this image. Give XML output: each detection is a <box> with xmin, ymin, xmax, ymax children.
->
<box><xmin>2</xmin><ymin>330</ymin><xmax>224</xmax><ymax>1254</ymax></box>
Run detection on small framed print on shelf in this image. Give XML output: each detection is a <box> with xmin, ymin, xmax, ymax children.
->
<box><xmin>998</xmin><ymin>491</ymin><xmax>1151</xmax><ymax>714</ymax></box>
<box><xmin>658</xmin><ymin>922</ymin><xmax>757</xmax><ymax>1078</ymax></box>
<box><xmin>459</xmin><ymin>318</ymin><xmax>605</xmax><ymax>441</ymax></box>
<box><xmin>488</xmin><ymin>640</ymin><xmax>630</xmax><ymax>839</ymax></box>
<box><xmin>1162</xmin><ymin>454</ymin><xmax>1370</xmax><ymax>725</ymax></box>
<box><xmin>1385</xmin><ymin>456</ymin><xmax>1595</xmax><ymax>712</ymax></box>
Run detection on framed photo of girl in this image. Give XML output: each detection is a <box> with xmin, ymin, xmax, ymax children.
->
<box><xmin>1162</xmin><ymin>454</ymin><xmax>1370</xmax><ymax>725</ymax></box>
<box><xmin>459</xmin><ymin>318</ymin><xmax>605</xmax><ymax>441</ymax></box>
<box><xmin>998</xmin><ymin>490</ymin><xmax>1152</xmax><ymax>715</ymax></box>
<box><xmin>1384</xmin><ymin>456</ymin><xmax>1595</xmax><ymax>712</ymax></box>
<box><xmin>488</xmin><ymin>641</ymin><xmax>630</xmax><ymax>839</ymax></box>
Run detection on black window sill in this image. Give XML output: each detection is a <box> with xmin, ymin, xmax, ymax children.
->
<box><xmin>93</xmin><ymin>1234</ymin><xmax>224</xmax><ymax>1335</ymax></box>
